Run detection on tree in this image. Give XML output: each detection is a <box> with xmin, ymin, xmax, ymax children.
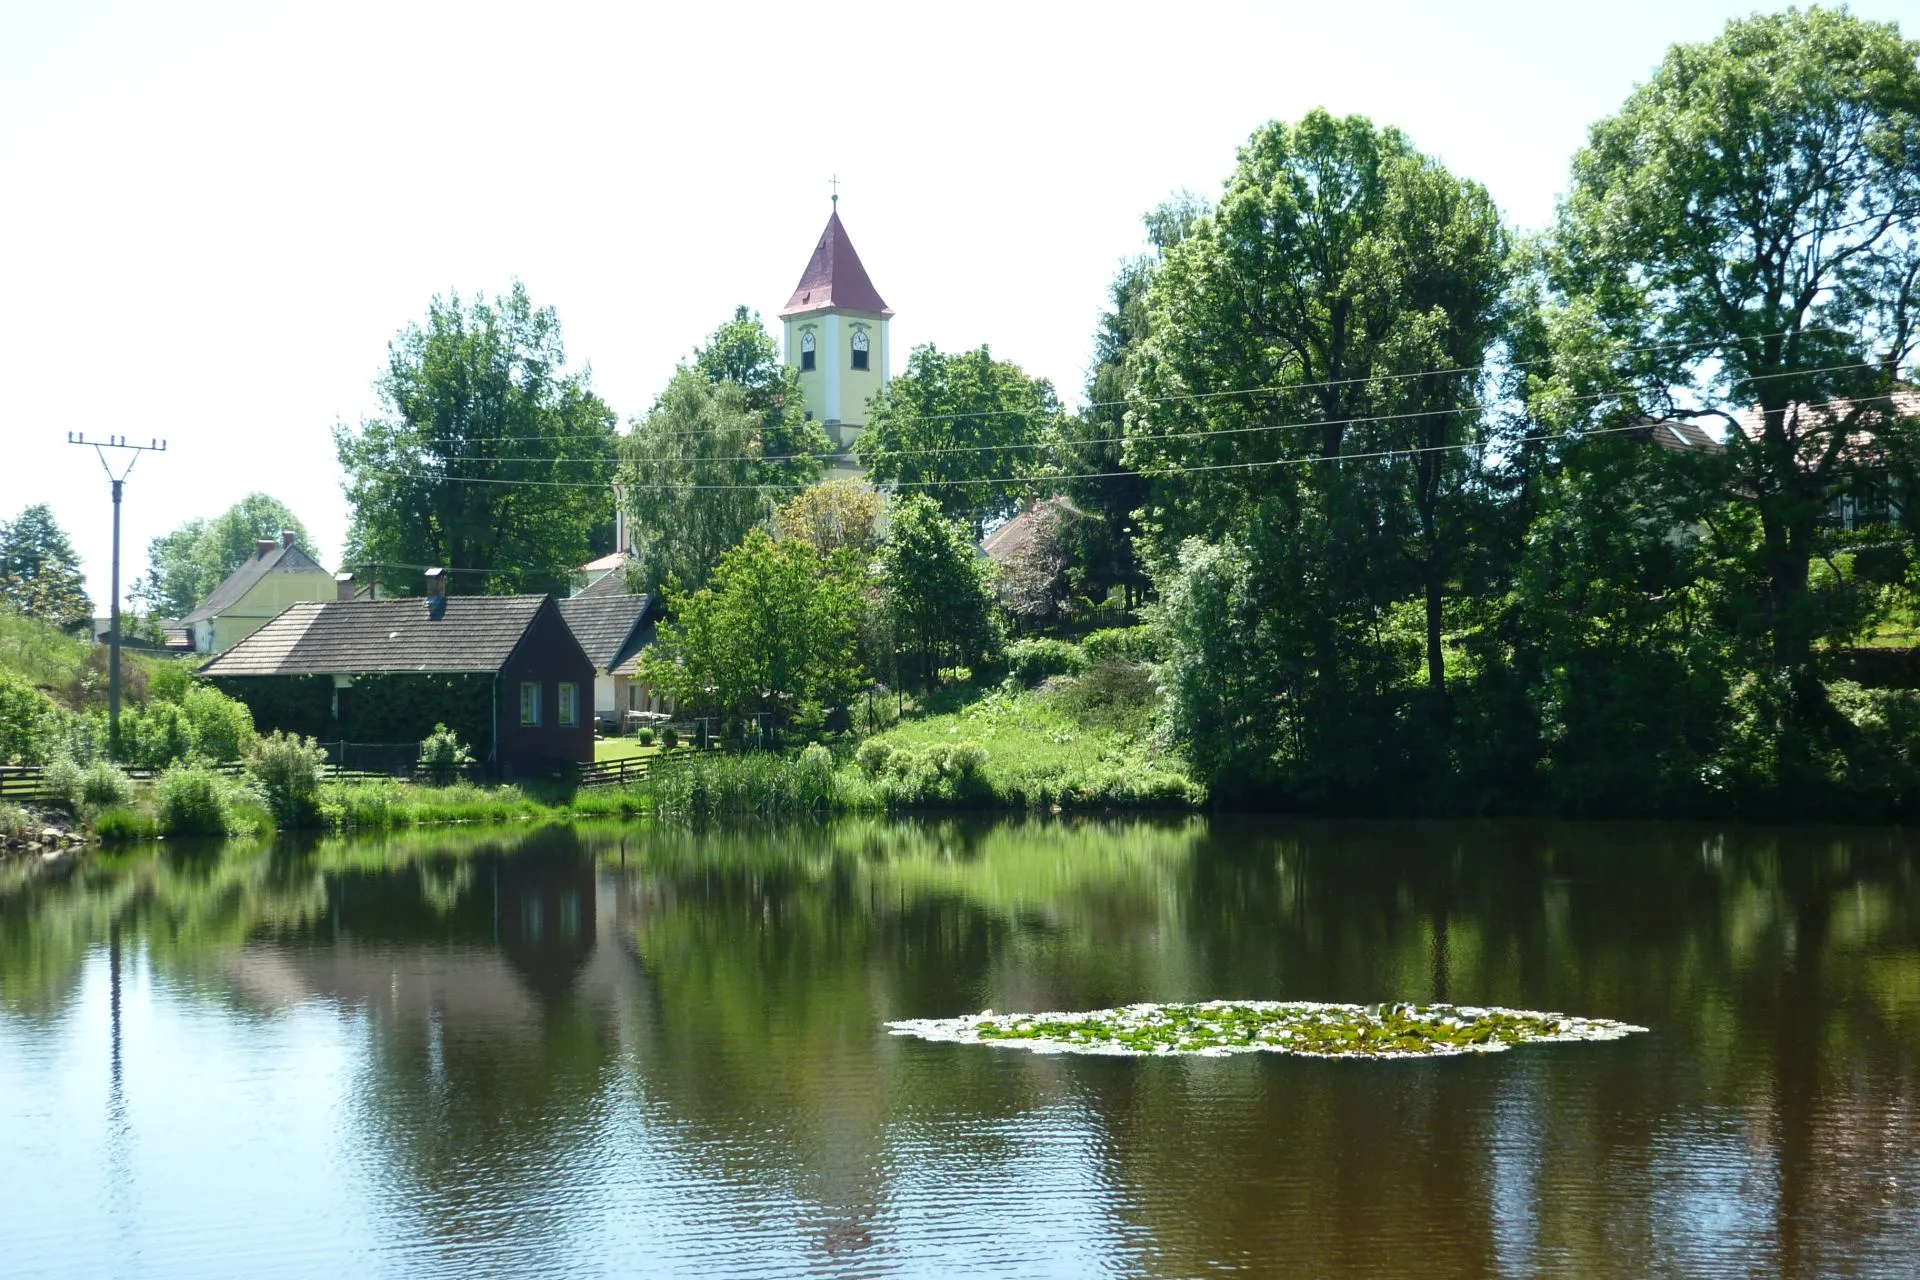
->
<box><xmin>775</xmin><ymin>479</ymin><xmax>886</xmax><ymax>557</ymax></box>
<box><xmin>1065</xmin><ymin>193</ymin><xmax>1208</xmax><ymax>609</ymax></box>
<box><xmin>334</xmin><ymin>282</ymin><xmax>617</xmax><ymax>598</ymax></box>
<box><xmin>1129</xmin><ymin>110</ymin><xmax>1507</xmax><ymax>698</ymax></box>
<box><xmin>691</xmin><ymin>306</ymin><xmax>832</xmax><ymax>488</ymax></box>
<box><xmin>620</xmin><ymin>370</ymin><xmax>775</xmax><ymax>595</ymax></box>
<box><xmin>134</xmin><ymin>493</ymin><xmax>311</xmax><ymax>617</ymax></box>
<box><xmin>1557</xmin><ymin>8</ymin><xmax>1920</xmax><ymax>682</ymax></box>
<box><xmin>881</xmin><ymin>495</ymin><xmax>1000</xmax><ymax>691</ymax></box>
<box><xmin>639</xmin><ymin>529</ymin><xmax>864</xmax><ymax>726</ymax></box>
<box><xmin>0</xmin><ymin>504</ymin><xmax>92</xmax><ymax>631</ymax></box>
<box><xmin>995</xmin><ymin>500</ymin><xmax>1075</xmax><ymax>631</ymax></box>
<box><xmin>858</xmin><ymin>345</ymin><xmax>1063</xmax><ymax>532</ymax></box>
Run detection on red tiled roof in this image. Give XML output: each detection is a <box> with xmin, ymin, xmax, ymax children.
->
<box><xmin>780</xmin><ymin>211</ymin><xmax>892</xmax><ymax>318</ymax></box>
<box><xmin>1731</xmin><ymin>386</ymin><xmax>1920</xmax><ymax>459</ymax></box>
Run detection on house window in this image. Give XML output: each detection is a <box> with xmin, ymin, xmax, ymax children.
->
<box><xmin>800</xmin><ymin>330</ymin><xmax>816</xmax><ymax>372</ymax></box>
<box><xmin>850</xmin><ymin>329</ymin><xmax>870</xmax><ymax>371</ymax></box>
<box><xmin>519</xmin><ymin>681</ymin><xmax>542</xmax><ymax>727</ymax></box>
<box><xmin>558</xmin><ymin>681</ymin><xmax>579</xmax><ymax>728</ymax></box>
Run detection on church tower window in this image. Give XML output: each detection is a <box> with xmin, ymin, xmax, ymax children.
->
<box><xmin>851</xmin><ymin>329</ymin><xmax>870</xmax><ymax>371</ymax></box>
<box><xmin>800</xmin><ymin>330</ymin><xmax>817</xmax><ymax>372</ymax></box>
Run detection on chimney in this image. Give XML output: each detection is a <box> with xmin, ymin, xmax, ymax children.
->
<box><xmin>281</xmin><ymin>530</ymin><xmax>296</xmax><ymax>549</ymax></box>
<box><xmin>335</xmin><ymin>572</ymin><xmax>356</xmax><ymax>602</ymax></box>
<box><xmin>424</xmin><ymin>567</ymin><xmax>446</xmax><ymax>619</ymax></box>
<box><xmin>256</xmin><ymin>538</ymin><xmax>276</xmax><ymax>558</ymax></box>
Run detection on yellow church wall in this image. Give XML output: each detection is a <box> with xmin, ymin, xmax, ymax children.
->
<box><xmin>783</xmin><ymin>308</ymin><xmax>889</xmax><ymax>465</ymax></box>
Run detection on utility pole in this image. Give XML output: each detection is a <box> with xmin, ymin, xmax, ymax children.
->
<box><xmin>67</xmin><ymin>434</ymin><xmax>167</xmax><ymax>748</ymax></box>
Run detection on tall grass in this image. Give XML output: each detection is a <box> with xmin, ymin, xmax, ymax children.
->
<box><xmin>646</xmin><ymin>745</ymin><xmax>838</xmax><ymax>820</ymax></box>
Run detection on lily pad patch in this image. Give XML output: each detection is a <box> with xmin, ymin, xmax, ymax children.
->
<box><xmin>885</xmin><ymin>1000</ymin><xmax>1647</xmax><ymax>1059</ymax></box>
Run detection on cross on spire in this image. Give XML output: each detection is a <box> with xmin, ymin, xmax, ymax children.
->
<box><xmin>830</xmin><ymin>174</ymin><xmax>839</xmax><ymax>209</ymax></box>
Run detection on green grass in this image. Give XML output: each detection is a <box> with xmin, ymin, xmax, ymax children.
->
<box><xmin>595</xmin><ymin>737</ymin><xmax>660</xmax><ymax>763</ymax></box>
<box><xmin>846</xmin><ymin>679</ymin><xmax>1201</xmax><ymax>810</ymax></box>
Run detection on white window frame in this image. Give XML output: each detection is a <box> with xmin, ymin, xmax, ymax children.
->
<box><xmin>519</xmin><ymin>681</ymin><xmax>542</xmax><ymax>727</ymax></box>
<box><xmin>558</xmin><ymin>681</ymin><xmax>579</xmax><ymax>728</ymax></box>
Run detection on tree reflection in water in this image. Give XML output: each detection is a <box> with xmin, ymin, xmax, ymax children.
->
<box><xmin>0</xmin><ymin>818</ymin><xmax>1915</xmax><ymax>1278</ymax></box>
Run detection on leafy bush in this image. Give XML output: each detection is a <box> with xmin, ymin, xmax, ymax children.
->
<box><xmin>0</xmin><ymin>669</ymin><xmax>59</xmax><ymax>764</ymax></box>
<box><xmin>145</xmin><ymin>660</ymin><xmax>195</xmax><ymax>704</ymax></box>
<box><xmin>247</xmin><ymin>731</ymin><xmax>328</xmax><ymax>827</ymax></box>
<box><xmin>1081</xmin><ymin>625</ymin><xmax>1157</xmax><ymax>663</ymax></box>
<box><xmin>77</xmin><ymin>759</ymin><xmax>134</xmax><ymax>812</ymax></box>
<box><xmin>1</xmin><ymin>804</ymin><xmax>35</xmax><ymax>842</ymax></box>
<box><xmin>154</xmin><ymin>763</ymin><xmax>238</xmax><ymax>836</ymax></box>
<box><xmin>660</xmin><ymin>725</ymin><xmax>680</xmax><ymax>749</ymax></box>
<box><xmin>1003</xmin><ymin>638</ymin><xmax>1086</xmax><ymax>686</ymax></box>
<box><xmin>117</xmin><ymin>700</ymin><xmax>196</xmax><ymax>768</ymax></box>
<box><xmin>636</xmin><ymin>727</ymin><xmax>655</xmax><ymax>746</ymax></box>
<box><xmin>418</xmin><ymin>723</ymin><xmax>474</xmax><ymax>786</ymax></box>
<box><xmin>45</xmin><ymin>756</ymin><xmax>134</xmax><ymax>813</ymax></box>
<box><xmin>855</xmin><ymin>737</ymin><xmax>894</xmax><ymax>776</ymax></box>
<box><xmin>181</xmin><ymin>685</ymin><xmax>255</xmax><ymax>760</ymax></box>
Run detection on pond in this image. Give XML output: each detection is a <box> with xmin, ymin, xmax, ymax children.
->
<box><xmin>1</xmin><ymin>818</ymin><xmax>1916</xmax><ymax>1278</ymax></box>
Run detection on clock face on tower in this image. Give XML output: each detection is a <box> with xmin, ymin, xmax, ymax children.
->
<box><xmin>851</xmin><ymin>329</ymin><xmax>870</xmax><ymax>370</ymax></box>
<box><xmin>800</xmin><ymin>329</ymin><xmax>816</xmax><ymax>371</ymax></box>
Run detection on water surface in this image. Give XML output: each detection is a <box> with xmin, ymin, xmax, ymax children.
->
<box><xmin>1</xmin><ymin>818</ymin><xmax>1916</xmax><ymax>1277</ymax></box>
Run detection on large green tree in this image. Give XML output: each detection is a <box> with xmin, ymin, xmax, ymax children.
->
<box><xmin>1557</xmin><ymin>8</ymin><xmax>1920</xmax><ymax>682</ymax></box>
<box><xmin>620</xmin><ymin>369</ymin><xmax>775</xmax><ymax>596</ymax></box>
<box><xmin>335</xmin><ymin>282</ymin><xmax>617</xmax><ymax>598</ymax></box>
<box><xmin>639</xmin><ymin>529</ymin><xmax>864</xmax><ymax>725</ymax></box>
<box><xmin>134</xmin><ymin>493</ymin><xmax>312</xmax><ymax>617</ymax></box>
<box><xmin>690</xmin><ymin>306</ymin><xmax>832</xmax><ymax>487</ymax></box>
<box><xmin>0</xmin><ymin>504</ymin><xmax>92</xmax><ymax>631</ymax></box>
<box><xmin>1131</xmin><ymin>110</ymin><xmax>1507</xmax><ymax>703</ymax></box>
<box><xmin>881</xmin><ymin>495</ymin><xmax>1000</xmax><ymax>691</ymax></box>
<box><xmin>858</xmin><ymin>344</ymin><xmax>1063</xmax><ymax>533</ymax></box>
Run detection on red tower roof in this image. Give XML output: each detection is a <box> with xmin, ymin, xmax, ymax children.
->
<box><xmin>780</xmin><ymin>210</ymin><xmax>892</xmax><ymax>318</ymax></box>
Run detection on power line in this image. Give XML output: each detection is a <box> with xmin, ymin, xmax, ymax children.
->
<box><xmin>362</xmin><ymin>360</ymin><xmax>1890</xmax><ymax>468</ymax></box>
<box><xmin>340</xmin><ymin>391</ymin><xmax>1914</xmax><ymax>494</ymax></box>
<box><xmin>362</xmin><ymin>323</ymin><xmax>1886</xmax><ymax>445</ymax></box>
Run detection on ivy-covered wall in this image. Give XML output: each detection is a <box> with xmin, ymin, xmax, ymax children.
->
<box><xmin>205</xmin><ymin>672</ymin><xmax>497</xmax><ymax>754</ymax></box>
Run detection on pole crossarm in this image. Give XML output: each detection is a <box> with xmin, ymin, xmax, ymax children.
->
<box><xmin>66</xmin><ymin>434</ymin><xmax>169</xmax><ymax>746</ymax></box>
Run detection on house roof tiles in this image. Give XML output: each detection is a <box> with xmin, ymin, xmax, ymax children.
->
<box><xmin>557</xmin><ymin>593</ymin><xmax>653</xmax><ymax>675</ymax></box>
<box><xmin>198</xmin><ymin>596</ymin><xmax>551</xmax><ymax>677</ymax></box>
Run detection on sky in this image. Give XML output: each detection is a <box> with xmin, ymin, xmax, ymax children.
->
<box><xmin>3</xmin><ymin>0</ymin><xmax>1914</xmax><ymax>611</ymax></box>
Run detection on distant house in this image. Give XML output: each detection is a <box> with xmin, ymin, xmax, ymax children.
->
<box><xmin>558</xmin><ymin>592</ymin><xmax>670</xmax><ymax>727</ymax></box>
<box><xmin>569</xmin><ymin>550</ymin><xmax>635</xmax><ymax>599</ymax></box>
<box><xmin>198</xmin><ymin>569</ymin><xmax>593</xmax><ymax>774</ymax></box>
<box><xmin>182</xmin><ymin>532</ymin><xmax>335</xmax><ymax>654</ymax></box>
<box><xmin>1734</xmin><ymin>387</ymin><xmax>1920</xmax><ymax>530</ymax></box>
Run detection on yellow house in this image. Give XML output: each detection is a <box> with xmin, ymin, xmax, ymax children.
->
<box><xmin>182</xmin><ymin>533</ymin><xmax>336</xmax><ymax>654</ymax></box>
<box><xmin>780</xmin><ymin>201</ymin><xmax>892</xmax><ymax>477</ymax></box>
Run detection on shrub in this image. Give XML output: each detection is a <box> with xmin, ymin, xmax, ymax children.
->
<box><xmin>660</xmin><ymin>725</ymin><xmax>680</xmax><ymax>749</ymax></box>
<box><xmin>636</xmin><ymin>727</ymin><xmax>656</xmax><ymax>746</ymax></box>
<box><xmin>43</xmin><ymin>755</ymin><xmax>84</xmax><ymax>806</ymax></box>
<box><xmin>419</xmin><ymin>723</ymin><xmax>474</xmax><ymax>786</ymax></box>
<box><xmin>117</xmin><ymin>700</ymin><xmax>196</xmax><ymax>768</ymax></box>
<box><xmin>181</xmin><ymin>685</ymin><xmax>255</xmax><ymax>761</ymax></box>
<box><xmin>154</xmin><ymin>763</ymin><xmax>237</xmax><ymax>836</ymax></box>
<box><xmin>1004</xmin><ymin>638</ymin><xmax>1086</xmax><ymax>686</ymax></box>
<box><xmin>146</xmin><ymin>660</ymin><xmax>194</xmax><ymax>704</ymax></box>
<box><xmin>93</xmin><ymin>807</ymin><xmax>160</xmax><ymax>842</ymax></box>
<box><xmin>1</xmin><ymin>804</ymin><xmax>34</xmax><ymax>842</ymax></box>
<box><xmin>77</xmin><ymin>760</ymin><xmax>134</xmax><ymax>812</ymax></box>
<box><xmin>1049</xmin><ymin>661</ymin><xmax>1161</xmax><ymax>735</ymax></box>
<box><xmin>855</xmin><ymin>737</ymin><xmax>894</xmax><ymax>776</ymax></box>
<box><xmin>247</xmin><ymin>731</ymin><xmax>328</xmax><ymax>827</ymax></box>
<box><xmin>1081</xmin><ymin>626</ymin><xmax>1157</xmax><ymax>664</ymax></box>
<box><xmin>0</xmin><ymin>670</ymin><xmax>59</xmax><ymax>765</ymax></box>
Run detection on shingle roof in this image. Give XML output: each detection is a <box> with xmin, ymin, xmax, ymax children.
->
<box><xmin>197</xmin><ymin>596</ymin><xmax>550</xmax><ymax>677</ymax></box>
<box><xmin>780</xmin><ymin>211</ymin><xmax>892</xmax><ymax>318</ymax></box>
<box><xmin>558</xmin><ymin>593</ymin><xmax>653</xmax><ymax>674</ymax></box>
<box><xmin>982</xmin><ymin>497</ymin><xmax>1081</xmax><ymax>564</ymax></box>
<box><xmin>182</xmin><ymin>542</ymin><xmax>331</xmax><ymax>624</ymax></box>
<box><xmin>1642</xmin><ymin>419</ymin><xmax>1724</xmax><ymax>454</ymax></box>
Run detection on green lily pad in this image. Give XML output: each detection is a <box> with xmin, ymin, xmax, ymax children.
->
<box><xmin>885</xmin><ymin>1000</ymin><xmax>1647</xmax><ymax>1059</ymax></box>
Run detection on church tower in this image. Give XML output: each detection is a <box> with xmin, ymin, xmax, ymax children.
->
<box><xmin>780</xmin><ymin>200</ymin><xmax>892</xmax><ymax>471</ymax></box>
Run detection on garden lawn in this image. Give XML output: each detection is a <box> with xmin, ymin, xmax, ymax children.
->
<box><xmin>595</xmin><ymin>737</ymin><xmax>659</xmax><ymax>763</ymax></box>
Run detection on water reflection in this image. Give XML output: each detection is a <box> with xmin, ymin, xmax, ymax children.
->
<box><xmin>1</xmin><ymin>819</ymin><xmax>1916</xmax><ymax>1278</ymax></box>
